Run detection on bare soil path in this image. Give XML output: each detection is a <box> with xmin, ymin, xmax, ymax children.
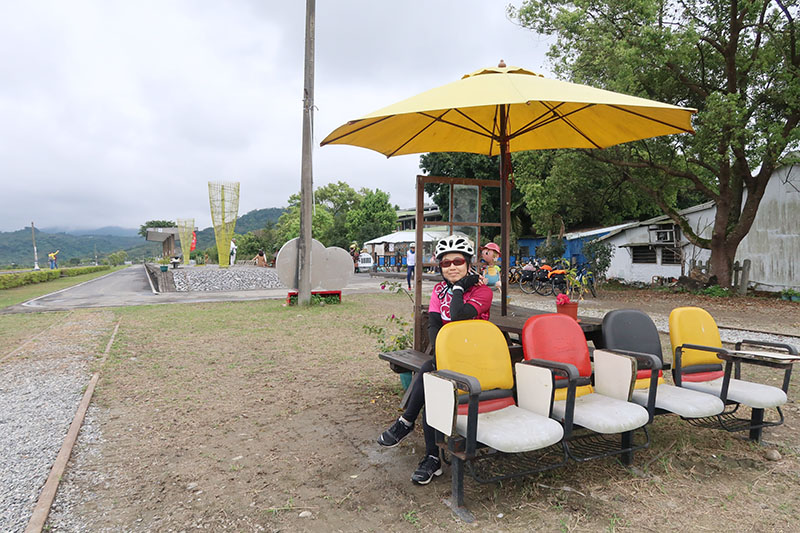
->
<box><xmin>3</xmin><ymin>286</ymin><xmax>798</xmax><ymax>531</ymax></box>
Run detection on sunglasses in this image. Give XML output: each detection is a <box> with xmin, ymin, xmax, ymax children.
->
<box><xmin>440</xmin><ymin>257</ymin><xmax>467</xmax><ymax>268</ymax></box>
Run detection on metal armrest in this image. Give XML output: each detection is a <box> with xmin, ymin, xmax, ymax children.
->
<box><xmin>673</xmin><ymin>343</ymin><xmax>729</xmax><ymax>386</ymax></box>
<box><xmin>430</xmin><ymin>369</ymin><xmax>482</xmax><ymax>456</ymax></box>
<box><xmin>599</xmin><ymin>348</ymin><xmax>662</xmax><ymax>371</ymax></box>
<box><xmin>522</xmin><ymin>359</ymin><xmax>579</xmax><ymax>438</ymax></box>
<box><xmin>600</xmin><ymin>349</ymin><xmax>660</xmax><ymax>421</ymax></box>
<box><xmin>736</xmin><ymin>339</ymin><xmax>798</xmax><ymax>355</ymax></box>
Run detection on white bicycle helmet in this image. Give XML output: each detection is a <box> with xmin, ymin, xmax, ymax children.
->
<box><xmin>435</xmin><ymin>235</ymin><xmax>474</xmax><ymax>260</ymax></box>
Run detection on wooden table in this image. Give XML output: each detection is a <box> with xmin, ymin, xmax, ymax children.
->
<box><xmin>488</xmin><ymin>302</ymin><xmax>604</xmax><ymax>347</ymax></box>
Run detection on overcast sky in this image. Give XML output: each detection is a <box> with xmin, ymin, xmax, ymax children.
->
<box><xmin>0</xmin><ymin>1</ymin><xmax>553</xmax><ymax>232</ymax></box>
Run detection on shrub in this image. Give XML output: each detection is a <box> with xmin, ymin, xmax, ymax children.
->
<box><xmin>0</xmin><ymin>265</ymin><xmax>110</xmax><ymax>289</ymax></box>
<box><xmin>700</xmin><ymin>285</ymin><xmax>731</xmax><ymax>297</ymax></box>
<box><xmin>0</xmin><ymin>270</ymin><xmax>60</xmax><ymax>289</ymax></box>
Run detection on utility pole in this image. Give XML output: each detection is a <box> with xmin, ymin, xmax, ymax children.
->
<box><xmin>31</xmin><ymin>222</ymin><xmax>40</xmax><ymax>270</ymax></box>
<box><xmin>297</xmin><ymin>0</ymin><xmax>315</xmax><ymax>305</ymax></box>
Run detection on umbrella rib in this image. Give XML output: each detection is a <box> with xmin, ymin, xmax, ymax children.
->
<box><xmin>385</xmin><ymin>110</ymin><xmax>495</xmax><ymax>156</ymax></box>
<box><xmin>451</xmin><ymin>108</ymin><xmax>496</xmax><ymax>138</ymax></box>
<box><xmin>609</xmin><ymin>105</ymin><xmax>694</xmax><ymax>133</ymax></box>
<box><xmin>532</xmin><ymin>102</ymin><xmax>603</xmax><ymax>149</ymax></box>
<box><xmin>512</xmin><ymin>104</ymin><xmax>594</xmax><ymax>138</ymax></box>
<box><xmin>320</xmin><ymin>115</ymin><xmax>394</xmax><ymax>146</ymax></box>
<box><xmin>417</xmin><ymin>111</ymin><xmax>495</xmax><ymax>139</ymax></box>
<box><xmin>386</xmin><ymin>110</ymin><xmax>481</xmax><ymax>157</ymax></box>
<box><xmin>507</xmin><ymin>102</ymin><xmax>572</xmax><ymax>138</ymax></box>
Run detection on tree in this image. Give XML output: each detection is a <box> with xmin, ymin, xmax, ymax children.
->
<box><xmin>106</xmin><ymin>250</ymin><xmax>128</xmax><ymax>266</ymax></box>
<box><xmin>315</xmin><ymin>181</ymin><xmax>361</xmax><ymax>248</ymax></box>
<box><xmin>235</xmin><ymin>223</ymin><xmax>281</xmax><ymax>259</ymax></box>
<box><xmin>513</xmin><ymin>150</ymin><xmax>700</xmax><ymax>235</ymax></box>
<box><xmin>345</xmin><ymin>188</ymin><xmax>397</xmax><ymax>246</ymax></box>
<box><xmin>511</xmin><ymin>0</ymin><xmax>799</xmax><ymax>287</ymax></box>
<box><xmin>138</xmin><ymin>220</ymin><xmax>176</xmax><ymax>238</ymax></box>
<box><xmin>275</xmin><ymin>202</ymin><xmax>334</xmax><ymax>246</ymax></box>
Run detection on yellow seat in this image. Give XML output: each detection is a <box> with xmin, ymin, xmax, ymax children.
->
<box><xmin>669</xmin><ymin>307</ymin><xmax>725</xmax><ymax>382</ymax></box>
<box><xmin>668</xmin><ymin>306</ymin><xmax>797</xmax><ymax>441</ymax></box>
<box><xmin>436</xmin><ymin>320</ymin><xmax>514</xmax><ymax>392</ymax></box>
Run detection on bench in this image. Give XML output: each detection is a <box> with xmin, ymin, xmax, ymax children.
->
<box><xmin>285</xmin><ymin>290</ymin><xmax>342</xmax><ymax>305</ymax></box>
<box><xmin>380</xmin><ymin>346</ymin><xmax>525</xmax><ymax>375</ymax></box>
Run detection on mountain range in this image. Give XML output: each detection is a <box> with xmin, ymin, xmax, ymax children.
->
<box><xmin>0</xmin><ymin>208</ymin><xmax>285</xmax><ymax>266</ymax></box>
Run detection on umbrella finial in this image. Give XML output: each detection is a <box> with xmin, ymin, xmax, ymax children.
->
<box><xmin>498</xmin><ymin>59</ymin><xmax>506</xmax><ymax>68</ymax></box>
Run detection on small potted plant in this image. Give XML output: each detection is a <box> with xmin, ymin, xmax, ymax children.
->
<box><xmin>158</xmin><ymin>258</ymin><xmax>169</xmax><ymax>272</ymax></box>
<box><xmin>555</xmin><ymin>292</ymin><xmax>578</xmax><ymax>320</ymax></box>
<box><xmin>781</xmin><ymin>288</ymin><xmax>800</xmax><ymax>302</ymax></box>
<box><xmin>555</xmin><ymin>266</ymin><xmax>591</xmax><ymax>320</ymax></box>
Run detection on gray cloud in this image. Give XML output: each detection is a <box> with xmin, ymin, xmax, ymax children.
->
<box><xmin>0</xmin><ymin>1</ymin><xmax>552</xmax><ymax>232</ymax></box>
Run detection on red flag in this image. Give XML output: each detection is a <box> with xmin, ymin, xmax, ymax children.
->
<box><xmin>190</xmin><ymin>231</ymin><xmax>197</xmax><ymax>251</ymax></box>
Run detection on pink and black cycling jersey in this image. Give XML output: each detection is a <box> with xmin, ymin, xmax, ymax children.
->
<box><xmin>429</xmin><ymin>281</ymin><xmax>493</xmax><ymax>322</ymax></box>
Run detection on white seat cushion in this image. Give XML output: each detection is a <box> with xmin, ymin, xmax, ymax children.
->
<box><xmin>632</xmin><ymin>384</ymin><xmax>724</xmax><ymax>418</ymax></box>
<box><xmin>680</xmin><ymin>377</ymin><xmax>787</xmax><ymax>409</ymax></box>
<box><xmin>455</xmin><ymin>405</ymin><xmax>564</xmax><ymax>453</ymax></box>
<box><xmin>552</xmin><ymin>393</ymin><xmax>649</xmax><ymax>434</ymax></box>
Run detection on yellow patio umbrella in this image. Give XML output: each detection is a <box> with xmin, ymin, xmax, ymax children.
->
<box><xmin>320</xmin><ymin>63</ymin><xmax>695</xmax><ymax>156</ymax></box>
<box><xmin>321</xmin><ymin>62</ymin><xmax>696</xmax><ymax>315</ymax></box>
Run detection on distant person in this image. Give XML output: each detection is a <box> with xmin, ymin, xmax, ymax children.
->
<box><xmin>229</xmin><ymin>239</ymin><xmax>237</xmax><ymax>265</ymax></box>
<box><xmin>406</xmin><ymin>243</ymin><xmax>416</xmax><ymax>290</ymax></box>
<box><xmin>48</xmin><ymin>250</ymin><xmax>60</xmax><ymax>269</ymax></box>
<box><xmin>253</xmin><ymin>249</ymin><xmax>268</xmax><ymax>267</ymax></box>
<box><xmin>350</xmin><ymin>243</ymin><xmax>359</xmax><ymax>272</ymax></box>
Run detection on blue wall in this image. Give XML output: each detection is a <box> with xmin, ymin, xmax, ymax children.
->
<box><xmin>517</xmin><ymin>232</ymin><xmax>611</xmax><ymax>266</ymax></box>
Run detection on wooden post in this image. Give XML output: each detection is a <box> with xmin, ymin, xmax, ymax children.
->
<box><xmin>414</xmin><ymin>175</ymin><xmax>424</xmax><ymax>351</ymax></box>
<box><xmin>499</xmin><ymin>105</ymin><xmax>510</xmax><ymax>317</ymax></box>
<box><xmin>297</xmin><ymin>0</ymin><xmax>315</xmax><ymax>305</ymax></box>
<box><xmin>738</xmin><ymin>259</ymin><xmax>751</xmax><ymax>295</ymax></box>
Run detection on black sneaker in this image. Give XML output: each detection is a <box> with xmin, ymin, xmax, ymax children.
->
<box><xmin>377</xmin><ymin>418</ymin><xmax>414</xmax><ymax>447</ymax></box>
<box><xmin>411</xmin><ymin>455</ymin><xmax>442</xmax><ymax>485</ymax></box>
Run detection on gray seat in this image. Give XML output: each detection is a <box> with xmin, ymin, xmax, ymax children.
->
<box><xmin>602</xmin><ymin>309</ymin><xmax>724</xmax><ymax>419</ymax></box>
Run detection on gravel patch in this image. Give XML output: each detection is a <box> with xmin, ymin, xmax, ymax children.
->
<box><xmin>46</xmin><ymin>405</ymin><xmax>106</xmax><ymax>533</ymax></box>
<box><xmin>173</xmin><ymin>266</ymin><xmax>285</xmax><ymax>292</ymax></box>
<box><xmin>0</xmin><ymin>311</ymin><xmax>112</xmax><ymax>533</ymax></box>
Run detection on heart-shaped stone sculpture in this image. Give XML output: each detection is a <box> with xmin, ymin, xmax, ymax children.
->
<box><xmin>275</xmin><ymin>238</ymin><xmax>354</xmax><ymax>290</ymax></box>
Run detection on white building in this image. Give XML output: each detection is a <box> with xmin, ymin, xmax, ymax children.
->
<box><xmin>597</xmin><ymin>160</ymin><xmax>799</xmax><ymax>291</ymax></box>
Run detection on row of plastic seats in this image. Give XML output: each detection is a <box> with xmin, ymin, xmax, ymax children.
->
<box><xmin>424</xmin><ymin>307</ymin><xmax>797</xmax><ymax>522</ymax></box>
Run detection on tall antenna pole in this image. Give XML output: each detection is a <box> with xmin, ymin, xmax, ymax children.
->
<box><xmin>297</xmin><ymin>0</ymin><xmax>315</xmax><ymax>305</ymax></box>
<box><xmin>31</xmin><ymin>222</ymin><xmax>40</xmax><ymax>271</ymax></box>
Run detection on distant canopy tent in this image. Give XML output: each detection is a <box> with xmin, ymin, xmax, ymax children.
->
<box><xmin>176</xmin><ymin>218</ymin><xmax>195</xmax><ymax>265</ymax></box>
<box><xmin>208</xmin><ymin>181</ymin><xmax>240</xmax><ymax>268</ymax></box>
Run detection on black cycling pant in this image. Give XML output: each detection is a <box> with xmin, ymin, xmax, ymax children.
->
<box><xmin>402</xmin><ymin>359</ymin><xmax>438</xmax><ymax>457</ymax></box>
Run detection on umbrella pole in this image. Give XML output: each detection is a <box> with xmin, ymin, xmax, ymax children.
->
<box><xmin>500</xmin><ymin>107</ymin><xmax>510</xmax><ymax>317</ymax></box>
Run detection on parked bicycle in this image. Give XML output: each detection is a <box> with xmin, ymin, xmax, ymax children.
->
<box><xmin>574</xmin><ymin>263</ymin><xmax>597</xmax><ymax>298</ymax></box>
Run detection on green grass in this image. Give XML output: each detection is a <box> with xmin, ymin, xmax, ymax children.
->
<box><xmin>0</xmin><ymin>265</ymin><xmax>127</xmax><ymax>309</ymax></box>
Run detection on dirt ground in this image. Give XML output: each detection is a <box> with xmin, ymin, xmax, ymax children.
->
<box><xmin>34</xmin><ymin>288</ymin><xmax>800</xmax><ymax>531</ymax></box>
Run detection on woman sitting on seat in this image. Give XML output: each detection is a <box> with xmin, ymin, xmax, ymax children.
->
<box><xmin>377</xmin><ymin>235</ymin><xmax>492</xmax><ymax>484</ymax></box>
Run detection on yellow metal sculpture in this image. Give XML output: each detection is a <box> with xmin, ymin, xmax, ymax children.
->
<box><xmin>177</xmin><ymin>218</ymin><xmax>195</xmax><ymax>265</ymax></box>
<box><xmin>208</xmin><ymin>181</ymin><xmax>240</xmax><ymax>268</ymax></box>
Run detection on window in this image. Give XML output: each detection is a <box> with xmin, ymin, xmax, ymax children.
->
<box><xmin>649</xmin><ymin>223</ymin><xmax>679</xmax><ymax>244</ymax></box>
<box><xmin>662</xmin><ymin>247</ymin><xmax>682</xmax><ymax>265</ymax></box>
<box><xmin>519</xmin><ymin>246</ymin><xmax>530</xmax><ymax>257</ymax></box>
<box><xmin>631</xmin><ymin>246</ymin><xmax>657</xmax><ymax>263</ymax></box>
